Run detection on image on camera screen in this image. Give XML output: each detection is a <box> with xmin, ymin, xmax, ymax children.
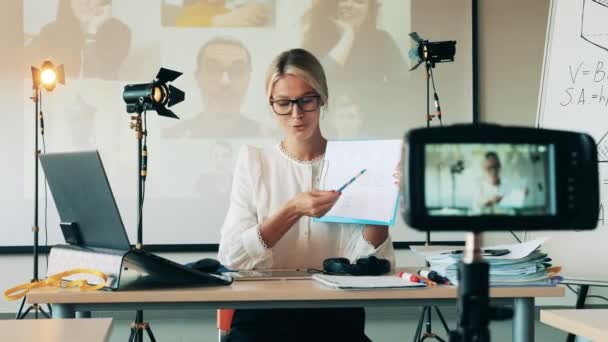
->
<box><xmin>424</xmin><ymin>143</ymin><xmax>557</xmax><ymax>216</ymax></box>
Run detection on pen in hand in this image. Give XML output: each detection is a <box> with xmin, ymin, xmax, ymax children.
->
<box><xmin>336</xmin><ymin>169</ymin><xmax>367</xmax><ymax>192</ymax></box>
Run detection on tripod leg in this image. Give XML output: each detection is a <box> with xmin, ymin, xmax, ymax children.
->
<box><xmin>414</xmin><ymin>306</ymin><xmax>427</xmax><ymax>342</ymax></box>
<box><xmin>137</xmin><ymin>311</ymin><xmax>143</xmax><ymax>342</ymax></box>
<box><xmin>15</xmin><ymin>297</ymin><xmax>27</xmax><ymax>319</ymax></box>
<box><xmin>39</xmin><ymin>306</ymin><xmax>51</xmax><ymax>319</ymax></box>
<box><xmin>19</xmin><ymin>306</ymin><xmax>33</xmax><ymax>319</ymax></box>
<box><xmin>434</xmin><ymin>306</ymin><xmax>450</xmax><ymax>335</ymax></box>
<box><xmin>145</xmin><ymin>325</ymin><xmax>157</xmax><ymax>342</ymax></box>
<box><xmin>425</xmin><ymin>304</ymin><xmax>432</xmax><ymax>334</ymax></box>
<box><xmin>128</xmin><ymin>323</ymin><xmax>137</xmax><ymax>342</ymax></box>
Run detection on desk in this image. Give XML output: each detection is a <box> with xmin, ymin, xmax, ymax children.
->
<box><xmin>560</xmin><ymin>278</ymin><xmax>608</xmax><ymax>342</ymax></box>
<box><xmin>0</xmin><ymin>318</ymin><xmax>112</xmax><ymax>342</ymax></box>
<box><xmin>541</xmin><ymin>309</ymin><xmax>608</xmax><ymax>342</ymax></box>
<box><xmin>27</xmin><ymin>279</ymin><xmax>563</xmax><ymax>342</ymax></box>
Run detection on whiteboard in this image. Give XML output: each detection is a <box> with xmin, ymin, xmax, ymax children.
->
<box><xmin>534</xmin><ymin>0</ymin><xmax>608</xmax><ymax>279</ymax></box>
<box><xmin>0</xmin><ymin>0</ymin><xmax>473</xmax><ymax>249</ymax></box>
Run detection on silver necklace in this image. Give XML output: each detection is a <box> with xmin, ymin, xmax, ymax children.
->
<box><xmin>279</xmin><ymin>142</ymin><xmax>325</xmax><ymax>165</ymax></box>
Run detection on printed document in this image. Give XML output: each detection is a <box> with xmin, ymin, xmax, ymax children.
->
<box><xmin>315</xmin><ymin>140</ymin><xmax>402</xmax><ymax>225</ymax></box>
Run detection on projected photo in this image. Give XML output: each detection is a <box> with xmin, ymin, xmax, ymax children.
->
<box><xmin>424</xmin><ymin>144</ymin><xmax>557</xmax><ymax>216</ymax></box>
<box><xmin>24</xmin><ymin>0</ymin><xmax>131</xmax><ymax>80</ymax></box>
<box><xmin>162</xmin><ymin>0</ymin><xmax>276</xmax><ymax>27</ymax></box>
<box><xmin>162</xmin><ymin>36</ymin><xmax>264</xmax><ymax>138</ymax></box>
<box><xmin>23</xmin><ymin>0</ymin><xmax>161</xmax><ymax>81</ymax></box>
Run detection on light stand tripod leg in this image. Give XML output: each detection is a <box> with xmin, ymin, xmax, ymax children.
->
<box><xmin>414</xmin><ymin>306</ymin><xmax>427</xmax><ymax>342</ymax></box>
<box><xmin>18</xmin><ymin>305</ymin><xmax>32</xmax><ymax>319</ymax></box>
<box><xmin>145</xmin><ymin>324</ymin><xmax>157</xmax><ymax>342</ymax></box>
<box><xmin>128</xmin><ymin>323</ymin><xmax>137</xmax><ymax>342</ymax></box>
<box><xmin>39</xmin><ymin>305</ymin><xmax>51</xmax><ymax>319</ymax></box>
<box><xmin>415</xmin><ymin>306</ymin><xmax>447</xmax><ymax>342</ymax></box>
<box><xmin>129</xmin><ymin>313</ymin><xmax>156</xmax><ymax>342</ymax></box>
<box><xmin>15</xmin><ymin>296</ymin><xmax>26</xmax><ymax>319</ymax></box>
<box><xmin>136</xmin><ymin>311</ymin><xmax>143</xmax><ymax>342</ymax></box>
<box><xmin>425</xmin><ymin>304</ymin><xmax>432</xmax><ymax>335</ymax></box>
<box><xmin>434</xmin><ymin>306</ymin><xmax>450</xmax><ymax>335</ymax></box>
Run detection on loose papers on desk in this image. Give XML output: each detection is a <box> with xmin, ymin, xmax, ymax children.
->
<box><xmin>411</xmin><ymin>238</ymin><xmax>562</xmax><ymax>286</ymax></box>
<box><xmin>312</xmin><ymin>274</ymin><xmax>426</xmax><ymax>290</ymax></box>
<box><xmin>314</xmin><ymin>140</ymin><xmax>402</xmax><ymax>226</ymax></box>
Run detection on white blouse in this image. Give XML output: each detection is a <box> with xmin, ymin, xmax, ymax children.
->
<box><xmin>218</xmin><ymin>143</ymin><xmax>395</xmax><ymax>270</ymax></box>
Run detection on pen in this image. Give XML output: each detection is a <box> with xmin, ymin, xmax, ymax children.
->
<box><xmin>336</xmin><ymin>169</ymin><xmax>367</xmax><ymax>192</ymax></box>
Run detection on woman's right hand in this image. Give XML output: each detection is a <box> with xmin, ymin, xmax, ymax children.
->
<box><xmin>327</xmin><ymin>18</ymin><xmax>356</xmax><ymax>66</ymax></box>
<box><xmin>289</xmin><ymin>190</ymin><xmax>341</xmax><ymax>218</ymax></box>
<box><xmin>332</xmin><ymin>18</ymin><xmax>355</xmax><ymax>38</ymax></box>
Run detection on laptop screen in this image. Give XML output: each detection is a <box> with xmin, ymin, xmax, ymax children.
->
<box><xmin>39</xmin><ymin>151</ymin><xmax>131</xmax><ymax>251</ymax></box>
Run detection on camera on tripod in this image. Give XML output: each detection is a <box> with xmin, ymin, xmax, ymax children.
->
<box><xmin>400</xmin><ymin>123</ymin><xmax>599</xmax><ymax>341</ymax></box>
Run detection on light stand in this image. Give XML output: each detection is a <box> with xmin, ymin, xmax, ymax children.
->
<box><xmin>16</xmin><ymin>87</ymin><xmax>51</xmax><ymax>320</ymax></box>
<box><xmin>413</xmin><ymin>60</ymin><xmax>450</xmax><ymax>342</ymax></box>
<box><xmin>127</xmin><ymin>110</ymin><xmax>156</xmax><ymax>342</ymax></box>
<box><xmin>122</xmin><ymin>67</ymin><xmax>183</xmax><ymax>342</ymax></box>
<box><xmin>449</xmin><ymin>232</ymin><xmax>512</xmax><ymax>342</ymax></box>
<box><xmin>17</xmin><ymin>61</ymin><xmax>65</xmax><ymax>320</ymax></box>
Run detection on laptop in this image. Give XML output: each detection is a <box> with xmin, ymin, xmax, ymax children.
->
<box><xmin>39</xmin><ymin>150</ymin><xmax>232</xmax><ymax>288</ymax></box>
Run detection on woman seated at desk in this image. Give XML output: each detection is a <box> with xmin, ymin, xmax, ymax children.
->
<box><xmin>218</xmin><ymin>48</ymin><xmax>395</xmax><ymax>341</ymax></box>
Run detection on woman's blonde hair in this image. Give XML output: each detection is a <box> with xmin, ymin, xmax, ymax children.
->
<box><xmin>265</xmin><ymin>48</ymin><xmax>328</xmax><ymax>107</ymax></box>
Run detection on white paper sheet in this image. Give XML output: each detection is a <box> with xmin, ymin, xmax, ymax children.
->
<box><xmin>318</xmin><ymin>140</ymin><xmax>402</xmax><ymax>224</ymax></box>
<box><xmin>312</xmin><ymin>274</ymin><xmax>426</xmax><ymax>290</ymax></box>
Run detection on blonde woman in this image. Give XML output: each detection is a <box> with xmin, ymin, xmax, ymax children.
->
<box><xmin>218</xmin><ymin>48</ymin><xmax>394</xmax><ymax>341</ymax></box>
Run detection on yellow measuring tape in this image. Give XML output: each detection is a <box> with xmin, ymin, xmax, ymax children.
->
<box><xmin>3</xmin><ymin>268</ymin><xmax>108</xmax><ymax>301</ymax></box>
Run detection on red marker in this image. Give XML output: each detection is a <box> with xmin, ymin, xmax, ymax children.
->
<box><xmin>398</xmin><ymin>271</ymin><xmax>423</xmax><ymax>283</ymax></box>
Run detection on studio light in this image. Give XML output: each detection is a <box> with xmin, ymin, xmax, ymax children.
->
<box><xmin>31</xmin><ymin>60</ymin><xmax>65</xmax><ymax>91</ymax></box>
<box><xmin>123</xmin><ymin>67</ymin><xmax>185</xmax><ymax>118</ymax></box>
<box><xmin>408</xmin><ymin>32</ymin><xmax>456</xmax><ymax>71</ymax></box>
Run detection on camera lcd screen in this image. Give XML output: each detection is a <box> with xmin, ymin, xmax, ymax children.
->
<box><xmin>424</xmin><ymin>143</ymin><xmax>557</xmax><ymax>217</ymax></box>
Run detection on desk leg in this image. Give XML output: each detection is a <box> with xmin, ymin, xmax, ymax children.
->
<box><xmin>513</xmin><ymin>297</ymin><xmax>534</xmax><ymax>342</ymax></box>
<box><xmin>76</xmin><ymin>311</ymin><xmax>92</xmax><ymax>318</ymax></box>
<box><xmin>52</xmin><ymin>304</ymin><xmax>76</xmax><ymax>319</ymax></box>
<box><xmin>566</xmin><ymin>285</ymin><xmax>589</xmax><ymax>342</ymax></box>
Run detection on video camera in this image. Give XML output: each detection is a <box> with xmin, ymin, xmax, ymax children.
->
<box><xmin>402</xmin><ymin>123</ymin><xmax>599</xmax><ymax>231</ymax></box>
<box><xmin>400</xmin><ymin>123</ymin><xmax>599</xmax><ymax>342</ymax></box>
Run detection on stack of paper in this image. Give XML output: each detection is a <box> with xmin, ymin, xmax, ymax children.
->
<box><xmin>411</xmin><ymin>239</ymin><xmax>562</xmax><ymax>287</ymax></box>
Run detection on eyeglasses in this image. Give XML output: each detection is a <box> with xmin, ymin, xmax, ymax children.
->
<box><xmin>270</xmin><ymin>95</ymin><xmax>321</xmax><ymax>115</ymax></box>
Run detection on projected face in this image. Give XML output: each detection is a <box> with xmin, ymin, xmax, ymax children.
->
<box><xmin>196</xmin><ymin>42</ymin><xmax>251</xmax><ymax>115</ymax></box>
<box><xmin>338</xmin><ymin>0</ymin><xmax>371</xmax><ymax>29</ymax></box>
<box><xmin>271</xmin><ymin>75</ymin><xmax>321</xmax><ymax>141</ymax></box>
